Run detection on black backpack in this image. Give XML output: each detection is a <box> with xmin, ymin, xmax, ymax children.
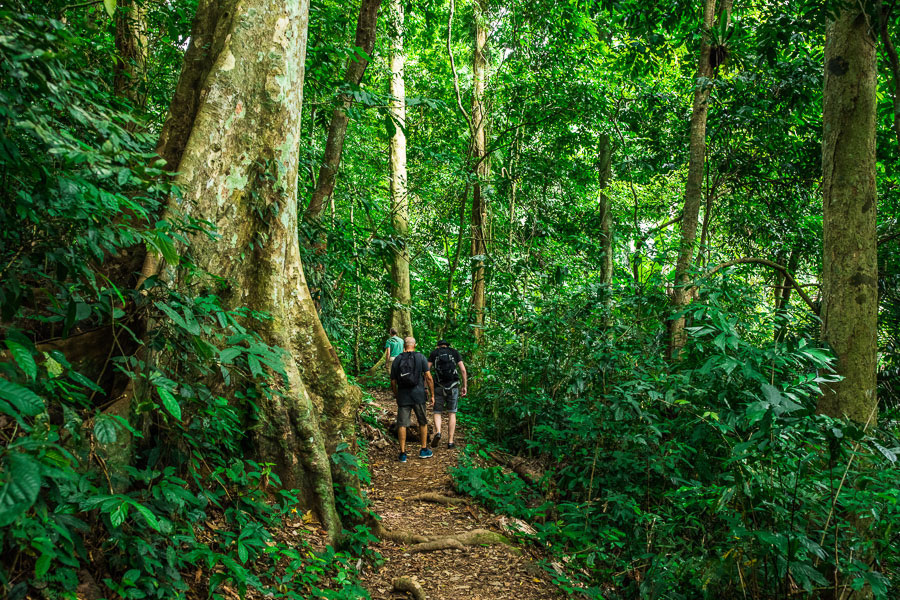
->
<box><xmin>433</xmin><ymin>349</ymin><xmax>458</xmax><ymax>384</ymax></box>
<box><xmin>396</xmin><ymin>352</ymin><xmax>419</xmax><ymax>388</ymax></box>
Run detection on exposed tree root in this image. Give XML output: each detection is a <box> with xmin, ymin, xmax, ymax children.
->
<box><xmin>487</xmin><ymin>450</ymin><xmax>542</xmax><ymax>490</ymax></box>
<box><xmin>409</xmin><ymin>537</ymin><xmax>465</xmax><ymax>553</ymax></box>
<box><xmin>366</xmin><ymin>516</ymin><xmax>430</xmax><ymax>544</ymax></box>
<box><xmin>408</xmin><ymin>492</ymin><xmax>467</xmax><ymax>505</ymax></box>
<box><xmin>392</xmin><ymin>576</ymin><xmax>426</xmax><ymax>600</ymax></box>
<box><xmin>408</xmin><ymin>528</ymin><xmax>514</xmax><ymax>554</ymax></box>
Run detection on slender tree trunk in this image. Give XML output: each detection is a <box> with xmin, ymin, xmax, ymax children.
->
<box><xmin>818</xmin><ymin>2</ymin><xmax>878</xmax><ymax>427</ymax></box>
<box><xmin>597</xmin><ymin>133</ymin><xmax>614</xmax><ymax>288</ymax></box>
<box><xmin>667</xmin><ymin>0</ymin><xmax>731</xmax><ymax>360</ymax></box>
<box><xmin>303</xmin><ymin>0</ymin><xmax>382</xmax><ymax>226</ymax></box>
<box><xmin>470</xmin><ymin>0</ymin><xmax>489</xmax><ymax>346</ymax></box>
<box><xmin>156</xmin><ymin>0</ymin><xmax>354</xmax><ymax>541</ymax></box>
<box><xmin>774</xmin><ymin>247</ymin><xmax>800</xmax><ymax>342</ymax></box>
<box><xmin>113</xmin><ymin>0</ymin><xmax>147</xmax><ymax>108</ymax></box>
<box><xmin>387</xmin><ymin>0</ymin><xmax>413</xmax><ymax>337</ymax></box>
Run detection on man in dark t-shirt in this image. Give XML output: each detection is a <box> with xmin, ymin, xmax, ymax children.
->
<box><xmin>428</xmin><ymin>340</ymin><xmax>467</xmax><ymax>449</ymax></box>
<box><xmin>390</xmin><ymin>337</ymin><xmax>434</xmax><ymax>462</ymax></box>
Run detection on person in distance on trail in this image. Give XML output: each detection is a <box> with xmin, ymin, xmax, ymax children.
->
<box><xmin>390</xmin><ymin>336</ymin><xmax>435</xmax><ymax>462</ymax></box>
<box><xmin>428</xmin><ymin>339</ymin><xmax>467</xmax><ymax>450</ymax></box>
<box><xmin>383</xmin><ymin>328</ymin><xmax>404</xmax><ymax>377</ymax></box>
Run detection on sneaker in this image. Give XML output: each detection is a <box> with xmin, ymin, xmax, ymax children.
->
<box><xmin>431</xmin><ymin>433</ymin><xmax>441</xmax><ymax>447</ymax></box>
<box><xmin>398</xmin><ymin>452</ymin><xmax>408</xmax><ymax>463</ymax></box>
<box><xmin>447</xmin><ymin>442</ymin><xmax>456</xmax><ymax>449</ymax></box>
<box><xmin>418</xmin><ymin>448</ymin><xmax>434</xmax><ymax>459</ymax></box>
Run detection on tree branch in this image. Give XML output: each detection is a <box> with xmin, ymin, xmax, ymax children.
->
<box><xmin>447</xmin><ymin>0</ymin><xmax>472</xmax><ymax>132</ymax></box>
<box><xmin>700</xmin><ymin>257</ymin><xmax>818</xmax><ymax>314</ymax></box>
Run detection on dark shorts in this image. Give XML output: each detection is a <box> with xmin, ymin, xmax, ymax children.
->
<box><xmin>433</xmin><ymin>385</ymin><xmax>459</xmax><ymax>414</ymax></box>
<box><xmin>397</xmin><ymin>403</ymin><xmax>427</xmax><ymax>428</ymax></box>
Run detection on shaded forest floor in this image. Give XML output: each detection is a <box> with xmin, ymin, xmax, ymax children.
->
<box><xmin>358</xmin><ymin>387</ymin><xmax>563</xmax><ymax>600</ymax></box>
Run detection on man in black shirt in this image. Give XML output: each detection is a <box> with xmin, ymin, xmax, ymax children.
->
<box><xmin>428</xmin><ymin>339</ymin><xmax>467</xmax><ymax>449</ymax></box>
<box><xmin>390</xmin><ymin>337</ymin><xmax>435</xmax><ymax>462</ymax></box>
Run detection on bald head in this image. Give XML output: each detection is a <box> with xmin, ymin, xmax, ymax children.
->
<box><xmin>404</xmin><ymin>336</ymin><xmax>416</xmax><ymax>350</ymax></box>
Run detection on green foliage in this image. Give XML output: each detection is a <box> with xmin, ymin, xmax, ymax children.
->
<box><xmin>0</xmin><ymin>4</ymin><xmax>374</xmax><ymax>599</ymax></box>
<box><xmin>454</xmin><ymin>277</ymin><xmax>900</xmax><ymax>598</ymax></box>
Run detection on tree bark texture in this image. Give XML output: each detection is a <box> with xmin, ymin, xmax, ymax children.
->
<box><xmin>113</xmin><ymin>0</ymin><xmax>148</xmax><ymax>107</ymax></box>
<box><xmin>303</xmin><ymin>0</ymin><xmax>382</xmax><ymax>225</ymax></box>
<box><xmin>157</xmin><ymin>0</ymin><xmax>355</xmax><ymax>540</ymax></box>
<box><xmin>668</xmin><ymin>0</ymin><xmax>731</xmax><ymax>360</ymax></box>
<box><xmin>470</xmin><ymin>0</ymin><xmax>489</xmax><ymax>346</ymax></box>
<box><xmin>818</xmin><ymin>4</ymin><xmax>879</xmax><ymax>426</ymax></box>
<box><xmin>387</xmin><ymin>0</ymin><xmax>413</xmax><ymax>337</ymax></box>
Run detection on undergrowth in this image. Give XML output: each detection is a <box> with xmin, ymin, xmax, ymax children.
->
<box><xmin>453</xmin><ymin>278</ymin><xmax>900</xmax><ymax>599</ymax></box>
<box><xmin>0</xmin><ymin>7</ymin><xmax>375</xmax><ymax>599</ymax></box>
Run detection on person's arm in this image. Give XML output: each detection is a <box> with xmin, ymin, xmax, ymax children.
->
<box><xmin>391</xmin><ymin>378</ymin><xmax>398</xmax><ymax>397</ymax></box>
<box><xmin>457</xmin><ymin>361</ymin><xmax>468</xmax><ymax>396</ymax></box>
<box><xmin>424</xmin><ymin>371</ymin><xmax>435</xmax><ymax>405</ymax></box>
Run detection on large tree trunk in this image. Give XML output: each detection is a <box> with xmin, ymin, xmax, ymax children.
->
<box><xmin>667</xmin><ymin>0</ymin><xmax>731</xmax><ymax>360</ymax></box>
<box><xmin>155</xmin><ymin>0</ymin><xmax>356</xmax><ymax>541</ymax></box>
<box><xmin>113</xmin><ymin>0</ymin><xmax>147</xmax><ymax>108</ymax></box>
<box><xmin>470</xmin><ymin>0</ymin><xmax>489</xmax><ymax>346</ymax></box>
<box><xmin>303</xmin><ymin>0</ymin><xmax>382</xmax><ymax>225</ymax></box>
<box><xmin>386</xmin><ymin>0</ymin><xmax>413</xmax><ymax>337</ymax></box>
<box><xmin>818</xmin><ymin>3</ymin><xmax>878</xmax><ymax>427</ymax></box>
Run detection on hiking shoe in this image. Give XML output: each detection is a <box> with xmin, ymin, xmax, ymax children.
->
<box><xmin>418</xmin><ymin>448</ymin><xmax>434</xmax><ymax>459</ymax></box>
<box><xmin>447</xmin><ymin>442</ymin><xmax>456</xmax><ymax>449</ymax></box>
<box><xmin>431</xmin><ymin>433</ymin><xmax>441</xmax><ymax>447</ymax></box>
<box><xmin>398</xmin><ymin>452</ymin><xmax>408</xmax><ymax>463</ymax></box>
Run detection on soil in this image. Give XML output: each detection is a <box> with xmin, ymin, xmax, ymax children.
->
<box><xmin>359</xmin><ymin>388</ymin><xmax>564</xmax><ymax>600</ymax></box>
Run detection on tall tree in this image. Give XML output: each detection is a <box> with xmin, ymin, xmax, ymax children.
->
<box><xmin>818</xmin><ymin>1</ymin><xmax>879</xmax><ymax>426</ymax></box>
<box><xmin>470</xmin><ymin>0</ymin><xmax>489</xmax><ymax>345</ymax></box>
<box><xmin>113</xmin><ymin>0</ymin><xmax>147</xmax><ymax>107</ymax></box>
<box><xmin>149</xmin><ymin>0</ymin><xmax>359</xmax><ymax>541</ymax></box>
<box><xmin>668</xmin><ymin>0</ymin><xmax>732</xmax><ymax>359</ymax></box>
<box><xmin>386</xmin><ymin>0</ymin><xmax>413</xmax><ymax>337</ymax></box>
<box><xmin>303</xmin><ymin>0</ymin><xmax>382</xmax><ymax>225</ymax></box>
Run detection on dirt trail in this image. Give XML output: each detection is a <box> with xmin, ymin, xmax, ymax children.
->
<box><xmin>359</xmin><ymin>388</ymin><xmax>563</xmax><ymax>600</ymax></box>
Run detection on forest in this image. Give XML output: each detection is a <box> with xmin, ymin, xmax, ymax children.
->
<box><xmin>0</xmin><ymin>0</ymin><xmax>898</xmax><ymax>598</ymax></box>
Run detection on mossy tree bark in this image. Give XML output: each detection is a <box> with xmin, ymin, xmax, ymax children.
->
<box><xmin>470</xmin><ymin>0</ymin><xmax>489</xmax><ymax>346</ymax></box>
<box><xmin>387</xmin><ymin>0</ymin><xmax>413</xmax><ymax>338</ymax></box>
<box><xmin>303</xmin><ymin>0</ymin><xmax>382</xmax><ymax>226</ymax></box>
<box><xmin>156</xmin><ymin>0</ymin><xmax>354</xmax><ymax>541</ymax></box>
<box><xmin>818</xmin><ymin>3</ymin><xmax>878</xmax><ymax>426</ymax></box>
<box><xmin>668</xmin><ymin>0</ymin><xmax>731</xmax><ymax>360</ymax></box>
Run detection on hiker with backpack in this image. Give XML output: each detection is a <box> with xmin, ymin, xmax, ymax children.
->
<box><xmin>428</xmin><ymin>339</ymin><xmax>467</xmax><ymax>449</ymax></box>
<box><xmin>383</xmin><ymin>328</ymin><xmax>404</xmax><ymax>376</ymax></box>
<box><xmin>390</xmin><ymin>337</ymin><xmax>435</xmax><ymax>462</ymax></box>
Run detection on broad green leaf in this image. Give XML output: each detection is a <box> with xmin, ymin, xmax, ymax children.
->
<box><xmin>219</xmin><ymin>347</ymin><xmax>242</xmax><ymax>364</ymax></box>
<box><xmin>5</xmin><ymin>341</ymin><xmax>36</xmax><ymax>381</ymax></box>
<box><xmin>157</xmin><ymin>386</ymin><xmax>181</xmax><ymax>420</ymax></box>
<box><xmin>103</xmin><ymin>0</ymin><xmax>116</xmax><ymax>18</ymax></box>
<box><xmin>247</xmin><ymin>355</ymin><xmax>262</xmax><ymax>379</ymax></box>
<box><xmin>0</xmin><ymin>453</ymin><xmax>42</xmax><ymax>526</ymax></box>
<box><xmin>110</xmin><ymin>504</ymin><xmax>127</xmax><ymax>528</ymax></box>
<box><xmin>154</xmin><ymin>301</ymin><xmax>188</xmax><ymax>331</ymax></box>
<box><xmin>0</xmin><ymin>379</ymin><xmax>44</xmax><ymax>416</ymax></box>
<box><xmin>35</xmin><ymin>552</ymin><xmax>52</xmax><ymax>579</ymax></box>
<box><xmin>129</xmin><ymin>501</ymin><xmax>161</xmax><ymax>532</ymax></box>
<box><xmin>93</xmin><ymin>415</ymin><xmax>118</xmax><ymax>445</ymax></box>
